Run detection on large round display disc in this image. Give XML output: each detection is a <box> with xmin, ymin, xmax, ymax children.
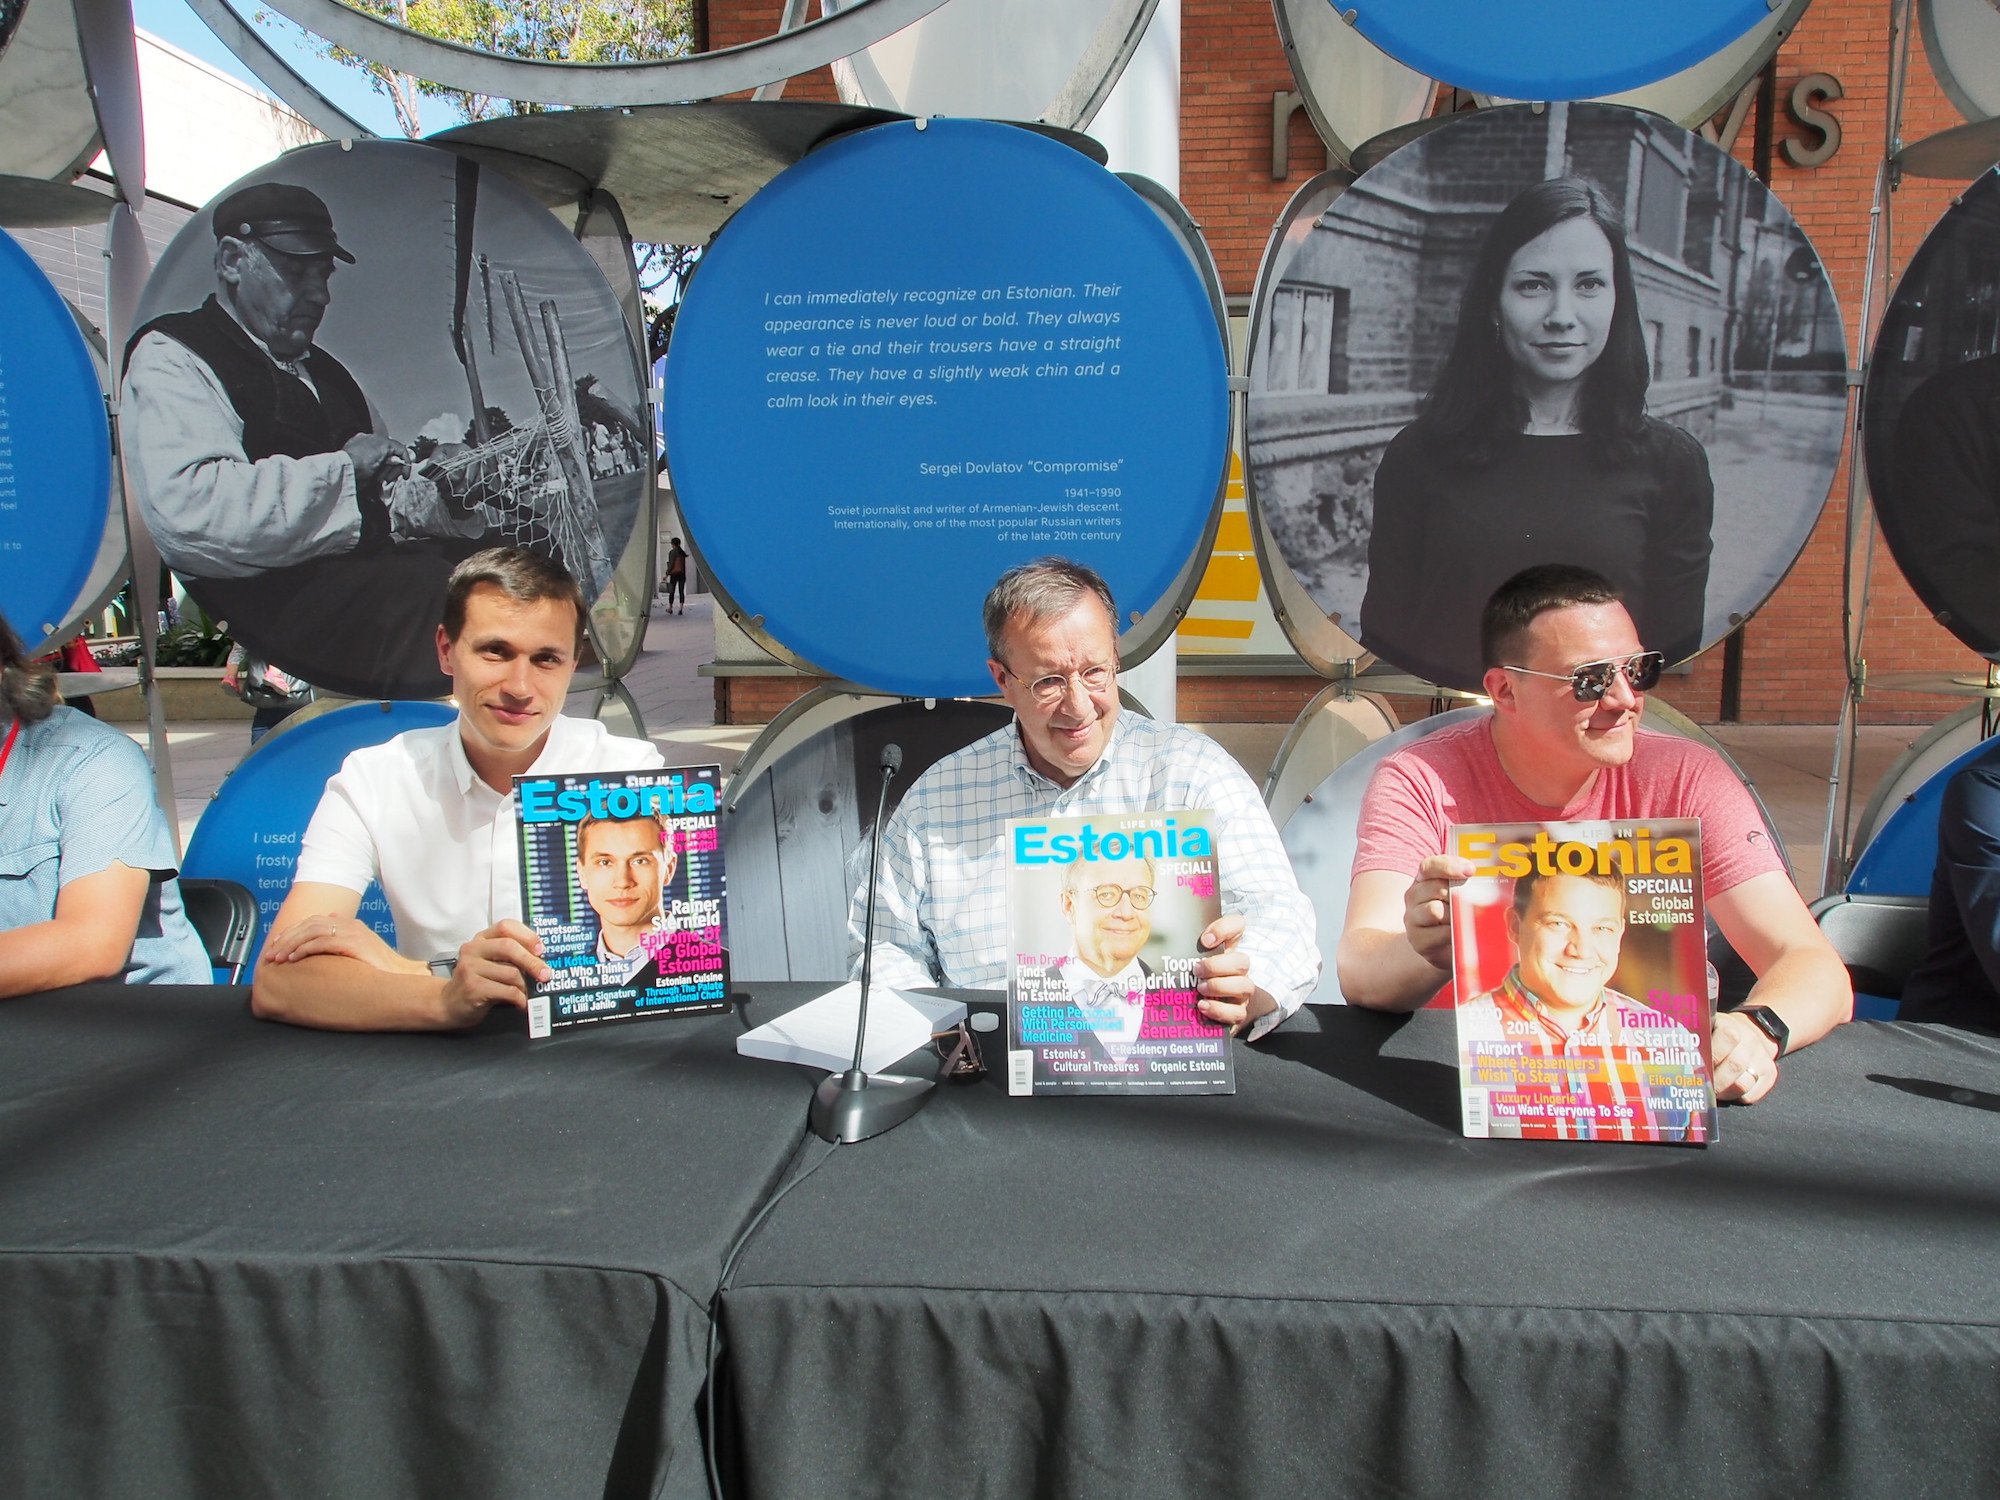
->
<box><xmin>1863</xmin><ymin>171</ymin><xmax>2000</xmax><ymax>658</ymax></box>
<box><xmin>824</xmin><ymin>0</ymin><xmax>1156</xmax><ymax>131</ymax></box>
<box><xmin>182</xmin><ymin>700</ymin><xmax>458</xmax><ymax>969</ymax></box>
<box><xmin>1246</xmin><ymin>102</ymin><xmax>1846</xmax><ymax>692</ymax></box>
<box><xmin>1342</xmin><ymin>0</ymin><xmax>1775</xmax><ymax>102</ymax></box>
<box><xmin>1922</xmin><ymin>0</ymin><xmax>2000</xmax><ymax>123</ymax></box>
<box><xmin>126</xmin><ymin>140</ymin><xmax>647</xmax><ymax>700</ymax></box>
<box><xmin>665</xmin><ymin>119</ymin><xmax>1228</xmax><ymax>699</ymax></box>
<box><xmin>1272</xmin><ymin>0</ymin><xmax>1435</xmax><ymax>168</ymax></box>
<box><xmin>0</xmin><ymin>227</ymin><xmax>111</xmax><ymax>651</ymax></box>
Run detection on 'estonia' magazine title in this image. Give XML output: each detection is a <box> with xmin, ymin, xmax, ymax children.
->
<box><xmin>514</xmin><ymin>765</ymin><xmax>730</xmax><ymax>1037</ymax></box>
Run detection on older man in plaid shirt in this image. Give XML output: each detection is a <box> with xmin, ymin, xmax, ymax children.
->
<box><xmin>848</xmin><ymin>557</ymin><xmax>1319</xmax><ymax>1039</ymax></box>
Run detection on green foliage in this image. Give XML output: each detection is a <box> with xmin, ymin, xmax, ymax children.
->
<box><xmin>301</xmin><ymin>0</ymin><xmax>698</xmax><ymax>135</ymax></box>
<box><xmin>155</xmin><ymin>609</ymin><xmax>234</xmax><ymax>668</ymax></box>
<box><xmin>637</xmin><ymin>242</ymin><xmax>700</xmax><ymax>363</ymax></box>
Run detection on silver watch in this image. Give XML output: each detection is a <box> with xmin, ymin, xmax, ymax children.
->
<box><xmin>427</xmin><ymin>954</ymin><xmax>458</xmax><ymax>979</ymax></box>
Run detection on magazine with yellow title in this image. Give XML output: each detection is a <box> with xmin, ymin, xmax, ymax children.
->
<box><xmin>1447</xmin><ymin>818</ymin><xmax>1715</xmax><ymax>1144</ymax></box>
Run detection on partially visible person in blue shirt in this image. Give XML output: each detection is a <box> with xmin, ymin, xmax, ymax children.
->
<box><xmin>1903</xmin><ymin>737</ymin><xmax>2000</xmax><ymax>1027</ymax></box>
<box><xmin>0</xmin><ymin>610</ymin><xmax>209</xmax><ymax>990</ymax></box>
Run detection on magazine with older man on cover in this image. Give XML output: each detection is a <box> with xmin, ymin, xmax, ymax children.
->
<box><xmin>1005</xmin><ymin>811</ymin><xmax>1233</xmax><ymax>1097</ymax></box>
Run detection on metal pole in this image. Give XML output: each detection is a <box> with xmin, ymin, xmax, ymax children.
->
<box><xmin>1820</xmin><ymin>0</ymin><xmax>1914</xmax><ymax>897</ymax></box>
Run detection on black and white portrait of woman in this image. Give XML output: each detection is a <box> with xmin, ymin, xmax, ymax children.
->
<box><xmin>1360</xmin><ymin>175</ymin><xmax>1712</xmax><ymax>685</ymax></box>
<box><xmin>1248</xmin><ymin>103</ymin><xmax>1847</xmax><ymax>691</ymax></box>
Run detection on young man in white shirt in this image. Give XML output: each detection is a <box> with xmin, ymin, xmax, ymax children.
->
<box><xmin>251</xmin><ymin>548</ymin><xmax>664</xmax><ymax>1030</ymax></box>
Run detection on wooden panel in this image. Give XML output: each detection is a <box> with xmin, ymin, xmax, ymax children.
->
<box><xmin>722</xmin><ymin>769</ymin><xmax>791</xmax><ymax>981</ymax></box>
<box><xmin>771</xmin><ymin>720</ymin><xmax>859</xmax><ymax>982</ymax></box>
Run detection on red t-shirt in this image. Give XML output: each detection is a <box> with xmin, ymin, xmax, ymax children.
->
<box><xmin>1353</xmin><ymin>716</ymin><xmax>1785</xmax><ymax>901</ymax></box>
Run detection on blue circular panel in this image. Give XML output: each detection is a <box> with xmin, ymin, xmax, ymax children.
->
<box><xmin>1848</xmin><ymin>735</ymin><xmax>2000</xmax><ymax>899</ymax></box>
<box><xmin>0</xmin><ymin>227</ymin><xmax>110</xmax><ymax>646</ymax></box>
<box><xmin>183</xmin><ymin>701</ymin><xmax>456</xmax><ymax>969</ymax></box>
<box><xmin>666</xmin><ymin>119</ymin><xmax>1227</xmax><ymax>699</ymax></box>
<box><xmin>1344</xmin><ymin>0</ymin><xmax>1774</xmax><ymax>101</ymax></box>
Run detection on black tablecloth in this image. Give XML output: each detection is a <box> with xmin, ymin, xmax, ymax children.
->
<box><xmin>0</xmin><ymin>983</ymin><xmax>826</xmax><ymax>1500</ymax></box>
<box><xmin>720</xmin><ymin>1003</ymin><xmax>2000</xmax><ymax>1499</ymax></box>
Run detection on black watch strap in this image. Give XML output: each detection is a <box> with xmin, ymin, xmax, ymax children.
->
<box><xmin>1740</xmin><ymin>1005</ymin><xmax>1790</xmax><ymax>1057</ymax></box>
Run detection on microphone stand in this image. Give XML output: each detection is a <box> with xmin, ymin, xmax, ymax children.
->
<box><xmin>810</xmin><ymin>745</ymin><xmax>936</xmax><ymax>1143</ymax></box>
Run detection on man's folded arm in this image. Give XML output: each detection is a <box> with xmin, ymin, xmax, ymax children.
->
<box><xmin>248</xmin><ymin>880</ymin><xmax>445</xmax><ymax>1030</ymax></box>
<box><xmin>0</xmin><ymin>862</ymin><xmax>154</xmax><ymax>998</ymax></box>
<box><xmin>1707</xmin><ymin>870</ymin><xmax>1851</xmax><ymax>1049</ymax></box>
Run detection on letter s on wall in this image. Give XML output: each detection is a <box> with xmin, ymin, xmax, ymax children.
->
<box><xmin>1783</xmin><ymin>73</ymin><xmax>1842</xmax><ymax>169</ymax></box>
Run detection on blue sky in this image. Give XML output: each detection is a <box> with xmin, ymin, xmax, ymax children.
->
<box><xmin>134</xmin><ymin>0</ymin><xmax>412</xmax><ymax>137</ymax></box>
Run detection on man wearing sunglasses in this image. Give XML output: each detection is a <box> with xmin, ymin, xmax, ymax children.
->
<box><xmin>850</xmin><ymin>557</ymin><xmax>1319</xmax><ymax>1039</ymax></box>
<box><xmin>1338</xmin><ymin>564</ymin><xmax>1849</xmax><ymax>1102</ymax></box>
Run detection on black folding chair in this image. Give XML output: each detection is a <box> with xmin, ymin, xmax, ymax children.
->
<box><xmin>1810</xmin><ymin>893</ymin><xmax>1933</xmax><ymax>1014</ymax></box>
<box><xmin>179</xmin><ymin>878</ymin><xmax>259</xmax><ymax>984</ymax></box>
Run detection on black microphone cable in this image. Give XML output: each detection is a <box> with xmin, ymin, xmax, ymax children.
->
<box><xmin>701</xmin><ymin>1120</ymin><xmax>841</xmax><ymax>1495</ymax></box>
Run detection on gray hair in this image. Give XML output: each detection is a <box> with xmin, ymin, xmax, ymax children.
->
<box><xmin>982</xmin><ymin>557</ymin><xmax>1118</xmax><ymax>663</ymax></box>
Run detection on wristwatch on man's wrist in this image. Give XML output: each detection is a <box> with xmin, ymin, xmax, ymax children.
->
<box><xmin>427</xmin><ymin>955</ymin><xmax>458</xmax><ymax>980</ymax></box>
<box><xmin>1739</xmin><ymin>1004</ymin><xmax>1790</xmax><ymax>1057</ymax></box>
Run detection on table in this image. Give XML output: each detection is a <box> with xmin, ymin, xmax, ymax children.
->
<box><xmin>0</xmin><ymin>983</ymin><xmax>827</xmax><ymax>1500</ymax></box>
<box><xmin>720</xmin><ymin>1003</ymin><xmax>2000</xmax><ymax>1499</ymax></box>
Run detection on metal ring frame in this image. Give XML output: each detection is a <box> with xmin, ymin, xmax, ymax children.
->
<box><xmin>248</xmin><ymin>0</ymin><xmax>956</xmax><ymax>107</ymax></box>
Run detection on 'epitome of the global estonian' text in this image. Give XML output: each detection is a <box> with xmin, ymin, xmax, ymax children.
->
<box><xmin>514</xmin><ymin>765</ymin><xmax>730</xmax><ymax>1038</ymax></box>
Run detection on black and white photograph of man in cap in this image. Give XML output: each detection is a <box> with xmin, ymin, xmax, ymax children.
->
<box><xmin>123</xmin><ymin>141</ymin><xmax>648</xmax><ymax>700</ymax></box>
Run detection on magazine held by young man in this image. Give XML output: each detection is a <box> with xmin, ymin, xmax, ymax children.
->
<box><xmin>514</xmin><ymin>765</ymin><xmax>730</xmax><ymax>1037</ymax></box>
<box><xmin>1005</xmin><ymin>811</ymin><xmax>1234</xmax><ymax>1097</ymax></box>
<box><xmin>1448</xmin><ymin>819</ymin><xmax>1716</xmax><ymax>1144</ymax></box>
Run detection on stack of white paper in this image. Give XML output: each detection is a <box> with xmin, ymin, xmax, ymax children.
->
<box><xmin>735</xmin><ymin>983</ymin><xmax>967</xmax><ymax>1075</ymax></box>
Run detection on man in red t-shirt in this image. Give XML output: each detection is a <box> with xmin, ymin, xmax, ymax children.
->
<box><xmin>1338</xmin><ymin>564</ymin><xmax>1849</xmax><ymax>1103</ymax></box>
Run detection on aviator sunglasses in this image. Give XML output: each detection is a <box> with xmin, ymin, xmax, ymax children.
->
<box><xmin>1502</xmin><ymin>650</ymin><xmax>1665</xmax><ymax>702</ymax></box>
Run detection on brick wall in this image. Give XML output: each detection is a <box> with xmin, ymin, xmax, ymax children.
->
<box><xmin>701</xmin><ymin>1</ymin><xmax>840</xmax><ymax>100</ymax></box>
<box><xmin>713</xmin><ymin>674</ymin><xmax>825</xmax><ymax>723</ymax></box>
<box><xmin>1178</xmin><ymin>674</ymin><xmax>1326</xmax><ymax>721</ymax></box>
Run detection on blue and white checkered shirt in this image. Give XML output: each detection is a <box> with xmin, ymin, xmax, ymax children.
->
<box><xmin>0</xmin><ymin>706</ymin><xmax>209</xmax><ymax>984</ymax></box>
<box><xmin>848</xmin><ymin>712</ymin><xmax>1320</xmax><ymax>1037</ymax></box>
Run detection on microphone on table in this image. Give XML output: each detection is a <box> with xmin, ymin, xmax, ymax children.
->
<box><xmin>810</xmin><ymin>742</ymin><xmax>936</xmax><ymax>1143</ymax></box>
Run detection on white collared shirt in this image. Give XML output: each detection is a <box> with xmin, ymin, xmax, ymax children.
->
<box><xmin>1061</xmin><ymin>950</ymin><xmax>1148</xmax><ymax>1056</ymax></box>
<box><xmin>295</xmin><ymin>715</ymin><xmax>664</xmax><ymax>959</ymax></box>
<box><xmin>596</xmin><ymin>918</ymin><xmax>673</xmax><ymax>982</ymax></box>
